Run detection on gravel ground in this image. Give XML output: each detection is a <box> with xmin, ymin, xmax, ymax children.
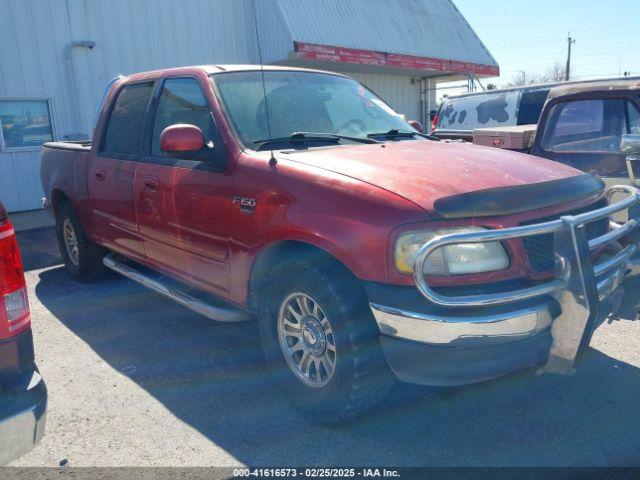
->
<box><xmin>8</xmin><ymin>227</ymin><xmax>640</xmax><ymax>467</ymax></box>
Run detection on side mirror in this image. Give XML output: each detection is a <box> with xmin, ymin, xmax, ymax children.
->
<box><xmin>621</xmin><ymin>134</ymin><xmax>640</xmax><ymax>186</ymax></box>
<box><xmin>408</xmin><ymin>120</ymin><xmax>424</xmax><ymax>134</ymax></box>
<box><xmin>160</xmin><ymin>124</ymin><xmax>206</xmax><ymax>156</ymax></box>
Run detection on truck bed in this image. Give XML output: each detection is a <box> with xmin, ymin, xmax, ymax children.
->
<box><xmin>41</xmin><ymin>141</ymin><xmax>92</xmax><ymax>213</ymax></box>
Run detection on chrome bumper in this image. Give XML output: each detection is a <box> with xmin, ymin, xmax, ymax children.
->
<box><xmin>371</xmin><ymin>301</ymin><xmax>555</xmax><ymax>346</ymax></box>
<box><xmin>372</xmin><ymin>185</ymin><xmax>640</xmax><ymax>375</ymax></box>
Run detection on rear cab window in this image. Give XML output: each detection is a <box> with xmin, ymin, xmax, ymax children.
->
<box><xmin>436</xmin><ymin>91</ymin><xmax>519</xmax><ymax>131</ymax></box>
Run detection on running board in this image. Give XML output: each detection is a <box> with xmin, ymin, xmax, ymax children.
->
<box><xmin>103</xmin><ymin>254</ymin><xmax>253</xmax><ymax>322</ymax></box>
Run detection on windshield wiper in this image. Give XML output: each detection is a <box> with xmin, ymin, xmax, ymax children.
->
<box><xmin>254</xmin><ymin>132</ymin><xmax>380</xmax><ymax>149</ymax></box>
<box><xmin>367</xmin><ymin>129</ymin><xmax>439</xmax><ymax>141</ymax></box>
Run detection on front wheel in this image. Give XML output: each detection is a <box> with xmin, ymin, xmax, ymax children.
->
<box><xmin>258</xmin><ymin>259</ymin><xmax>393</xmax><ymax>423</ymax></box>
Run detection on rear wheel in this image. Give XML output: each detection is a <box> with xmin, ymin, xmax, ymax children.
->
<box><xmin>258</xmin><ymin>257</ymin><xmax>393</xmax><ymax>423</ymax></box>
<box><xmin>55</xmin><ymin>202</ymin><xmax>108</xmax><ymax>280</ymax></box>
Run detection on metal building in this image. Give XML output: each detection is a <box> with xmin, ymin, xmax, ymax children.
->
<box><xmin>0</xmin><ymin>0</ymin><xmax>497</xmax><ymax>212</ymax></box>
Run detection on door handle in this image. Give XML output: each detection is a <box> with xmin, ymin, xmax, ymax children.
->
<box><xmin>142</xmin><ymin>175</ymin><xmax>159</xmax><ymax>191</ymax></box>
<box><xmin>93</xmin><ymin>168</ymin><xmax>106</xmax><ymax>181</ymax></box>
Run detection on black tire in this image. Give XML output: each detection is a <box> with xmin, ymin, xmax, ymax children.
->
<box><xmin>55</xmin><ymin>201</ymin><xmax>108</xmax><ymax>280</ymax></box>
<box><xmin>257</xmin><ymin>257</ymin><xmax>394</xmax><ymax>423</ymax></box>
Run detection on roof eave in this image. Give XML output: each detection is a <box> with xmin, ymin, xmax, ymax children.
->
<box><xmin>288</xmin><ymin>41</ymin><xmax>499</xmax><ymax>78</ymax></box>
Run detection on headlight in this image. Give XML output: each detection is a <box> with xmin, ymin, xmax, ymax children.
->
<box><xmin>394</xmin><ymin>227</ymin><xmax>509</xmax><ymax>275</ymax></box>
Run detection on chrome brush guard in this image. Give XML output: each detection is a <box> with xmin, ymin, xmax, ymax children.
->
<box><xmin>412</xmin><ymin>185</ymin><xmax>640</xmax><ymax>375</ymax></box>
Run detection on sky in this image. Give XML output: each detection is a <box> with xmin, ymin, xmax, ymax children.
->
<box><xmin>446</xmin><ymin>0</ymin><xmax>640</xmax><ymax>94</ymax></box>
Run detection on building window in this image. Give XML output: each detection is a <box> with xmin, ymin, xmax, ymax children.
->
<box><xmin>0</xmin><ymin>99</ymin><xmax>54</xmax><ymax>150</ymax></box>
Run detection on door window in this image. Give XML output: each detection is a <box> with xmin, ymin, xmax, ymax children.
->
<box><xmin>151</xmin><ymin>78</ymin><xmax>211</xmax><ymax>157</ymax></box>
<box><xmin>627</xmin><ymin>102</ymin><xmax>640</xmax><ymax>134</ymax></box>
<box><xmin>102</xmin><ymin>83</ymin><xmax>154</xmax><ymax>155</ymax></box>
<box><xmin>517</xmin><ymin>89</ymin><xmax>550</xmax><ymax>125</ymax></box>
<box><xmin>435</xmin><ymin>91</ymin><xmax>519</xmax><ymax>131</ymax></box>
<box><xmin>541</xmin><ymin>99</ymin><xmax>626</xmax><ymax>153</ymax></box>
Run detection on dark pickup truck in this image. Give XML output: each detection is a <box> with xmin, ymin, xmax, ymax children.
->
<box><xmin>473</xmin><ymin>79</ymin><xmax>640</xmax><ymax>191</ymax></box>
<box><xmin>41</xmin><ymin>65</ymin><xmax>640</xmax><ymax>422</ymax></box>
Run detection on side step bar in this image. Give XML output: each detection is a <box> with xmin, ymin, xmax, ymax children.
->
<box><xmin>103</xmin><ymin>254</ymin><xmax>253</xmax><ymax>322</ymax></box>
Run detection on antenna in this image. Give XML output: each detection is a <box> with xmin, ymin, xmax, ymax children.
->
<box><xmin>250</xmin><ymin>0</ymin><xmax>277</xmax><ymax>165</ymax></box>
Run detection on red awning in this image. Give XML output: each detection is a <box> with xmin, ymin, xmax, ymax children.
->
<box><xmin>293</xmin><ymin>42</ymin><xmax>499</xmax><ymax>77</ymax></box>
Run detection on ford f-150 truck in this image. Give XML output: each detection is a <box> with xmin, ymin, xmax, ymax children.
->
<box><xmin>41</xmin><ymin>65</ymin><xmax>640</xmax><ymax>423</ymax></box>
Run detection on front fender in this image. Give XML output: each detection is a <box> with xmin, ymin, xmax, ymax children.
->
<box><xmin>227</xmin><ymin>153</ymin><xmax>429</xmax><ymax>305</ymax></box>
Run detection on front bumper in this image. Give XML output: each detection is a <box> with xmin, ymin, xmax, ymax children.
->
<box><xmin>370</xmin><ymin>185</ymin><xmax>640</xmax><ymax>386</ymax></box>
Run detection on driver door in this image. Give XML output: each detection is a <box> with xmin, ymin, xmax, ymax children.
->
<box><xmin>135</xmin><ymin>76</ymin><xmax>232</xmax><ymax>297</ymax></box>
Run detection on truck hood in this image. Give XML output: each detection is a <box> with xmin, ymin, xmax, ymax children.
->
<box><xmin>281</xmin><ymin>140</ymin><xmax>584</xmax><ymax>213</ymax></box>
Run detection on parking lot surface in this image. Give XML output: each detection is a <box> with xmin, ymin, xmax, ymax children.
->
<box><xmin>9</xmin><ymin>226</ymin><xmax>640</xmax><ymax>467</ymax></box>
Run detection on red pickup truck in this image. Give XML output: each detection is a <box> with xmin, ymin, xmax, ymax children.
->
<box><xmin>41</xmin><ymin>65</ymin><xmax>640</xmax><ymax>422</ymax></box>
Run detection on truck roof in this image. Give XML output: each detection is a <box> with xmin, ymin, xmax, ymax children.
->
<box><xmin>123</xmin><ymin>64</ymin><xmax>346</xmax><ymax>83</ymax></box>
<box><xmin>547</xmin><ymin>78</ymin><xmax>640</xmax><ymax>100</ymax></box>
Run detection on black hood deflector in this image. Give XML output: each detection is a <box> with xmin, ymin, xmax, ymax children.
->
<box><xmin>433</xmin><ymin>173</ymin><xmax>605</xmax><ymax>219</ymax></box>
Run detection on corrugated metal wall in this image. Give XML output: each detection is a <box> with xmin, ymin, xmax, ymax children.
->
<box><xmin>0</xmin><ymin>0</ymin><xmax>436</xmax><ymax>212</ymax></box>
<box><xmin>0</xmin><ymin>0</ymin><xmax>256</xmax><ymax>212</ymax></box>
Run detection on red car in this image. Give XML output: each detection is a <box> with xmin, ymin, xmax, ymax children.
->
<box><xmin>41</xmin><ymin>65</ymin><xmax>639</xmax><ymax>422</ymax></box>
<box><xmin>0</xmin><ymin>202</ymin><xmax>47</xmax><ymax>464</ymax></box>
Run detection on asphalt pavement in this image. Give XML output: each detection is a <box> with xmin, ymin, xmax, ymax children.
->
<box><xmin>9</xmin><ymin>226</ymin><xmax>640</xmax><ymax>467</ymax></box>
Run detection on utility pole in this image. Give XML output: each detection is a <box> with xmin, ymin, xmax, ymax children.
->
<box><xmin>565</xmin><ymin>33</ymin><xmax>576</xmax><ymax>81</ymax></box>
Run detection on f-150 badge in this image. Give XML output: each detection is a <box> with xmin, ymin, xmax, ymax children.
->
<box><xmin>233</xmin><ymin>196</ymin><xmax>256</xmax><ymax>214</ymax></box>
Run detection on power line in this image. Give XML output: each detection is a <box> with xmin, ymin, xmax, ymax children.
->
<box><xmin>486</xmin><ymin>22</ymin><xmax>638</xmax><ymax>49</ymax></box>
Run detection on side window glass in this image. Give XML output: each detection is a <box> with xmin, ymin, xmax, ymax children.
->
<box><xmin>103</xmin><ymin>83</ymin><xmax>153</xmax><ymax>154</ymax></box>
<box><xmin>517</xmin><ymin>89</ymin><xmax>549</xmax><ymax>125</ymax></box>
<box><xmin>541</xmin><ymin>99</ymin><xmax>625</xmax><ymax>153</ymax></box>
<box><xmin>151</xmin><ymin>78</ymin><xmax>211</xmax><ymax>157</ymax></box>
<box><xmin>627</xmin><ymin>102</ymin><xmax>640</xmax><ymax>135</ymax></box>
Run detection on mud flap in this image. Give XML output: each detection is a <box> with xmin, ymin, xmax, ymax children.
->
<box><xmin>543</xmin><ymin>219</ymin><xmax>600</xmax><ymax>375</ymax></box>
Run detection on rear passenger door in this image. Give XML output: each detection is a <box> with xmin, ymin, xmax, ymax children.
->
<box><xmin>135</xmin><ymin>77</ymin><xmax>232</xmax><ymax>297</ymax></box>
<box><xmin>88</xmin><ymin>82</ymin><xmax>154</xmax><ymax>260</ymax></box>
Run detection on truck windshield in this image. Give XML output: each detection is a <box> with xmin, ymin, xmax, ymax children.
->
<box><xmin>212</xmin><ymin>71</ymin><xmax>413</xmax><ymax>148</ymax></box>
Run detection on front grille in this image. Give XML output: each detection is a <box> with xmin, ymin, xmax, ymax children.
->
<box><xmin>521</xmin><ymin>200</ymin><xmax>609</xmax><ymax>272</ymax></box>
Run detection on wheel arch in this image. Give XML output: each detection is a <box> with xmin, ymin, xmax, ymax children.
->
<box><xmin>247</xmin><ymin>240</ymin><xmax>362</xmax><ymax>312</ymax></box>
<box><xmin>50</xmin><ymin>188</ymin><xmax>71</xmax><ymax>215</ymax></box>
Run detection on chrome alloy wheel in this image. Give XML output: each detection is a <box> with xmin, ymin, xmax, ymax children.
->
<box><xmin>277</xmin><ymin>292</ymin><xmax>337</xmax><ymax>388</ymax></box>
<box><xmin>63</xmin><ymin>219</ymin><xmax>80</xmax><ymax>266</ymax></box>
